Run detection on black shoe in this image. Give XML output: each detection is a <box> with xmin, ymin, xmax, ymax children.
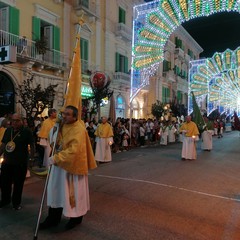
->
<box><xmin>13</xmin><ymin>205</ymin><xmax>22</xmax><ymax>210</ymax></box>
<box><xmin>39</xmin><ymin>217</ymin><xmax>59</xmax><ymax>230</ymax></box>
<box><xmin>181</xmin><ymin>158</ymin><xmax>186</xmax><ymax>161</ymax></box>
<box><xmin>0</xmin><ymin>201</ymin><xmax>10</xmax><ymax>209</ymax></box>
<box><xmin>65</xmin><ymin>216</ymin><xmax>83</xmax><ymax>230</ymax></box>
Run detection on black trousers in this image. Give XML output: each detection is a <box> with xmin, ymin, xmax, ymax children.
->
<box><xmin>0</xmin><ymin>163</ymin><xmax>27</xmax><ymax>206</ymax></box>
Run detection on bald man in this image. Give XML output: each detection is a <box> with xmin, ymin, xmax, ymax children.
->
<box><xmin>0</xmin><ymin>113</ymin><xmax>34</xmax><ymax>210</ymax></box>
<box><xmin>179</xmin><ymin>115</ymin><xmax>199</xmax><ymax>161</ymax></box>
<box><xmin>94</xmin><ymin>116</ymin><xmax>114</xmax><ymax>163</ymax></box>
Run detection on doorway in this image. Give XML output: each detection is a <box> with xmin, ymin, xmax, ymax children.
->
<box><xmin>0</xmin><ymin>71</ymin><xmax>15</xmax><ymax>116</ymax></box>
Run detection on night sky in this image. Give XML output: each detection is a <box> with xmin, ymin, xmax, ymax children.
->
<box><xmin>182</xmin><ymin>12</ymin><xmax>240</xmax><ymax>58</ymax></box>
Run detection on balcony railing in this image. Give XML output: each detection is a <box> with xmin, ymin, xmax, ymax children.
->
<box><xmin>81</xmin><ymin>59</ymin><xmax>92</xmax><ymax>75</ymax></box>
<box><xmin>184</xmin><ymin>53</ymin><xmax>191</xmax><ymax>62</ymax></box>
<box><xmin>113</xmin><ymin>72</ymin><xmax>131</xmax><ymax>83</ymax></box>
<box><xmin>0</xmin><ymin>30</ymin><xmax>68</xmax><ymax>69</ymax></box>
<box><xmin>116</xmin><ymin>23</ymin><xmax>132</xmax><ymax>42</ymax></box>
<box><xmin>163</xmin><ymin>70</ymin><xmax>176</xmax><ymax>82</ymax></box>
<box><xmin>175</xmin><ymin>48</ymin><xmax>185</xmax><ymax>60</ymax></box>
<box><xmin>74</xmin><ymin>0</ymin><xmax>97</xmax><ymax>18</ymax></box>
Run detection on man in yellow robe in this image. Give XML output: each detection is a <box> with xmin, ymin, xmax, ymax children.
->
<box><xmin>38</xmin><ymin>109</ymin><xmax>56</xmax><ymax>168</ymax></box>
<box><xmin>179</xmin><ymin>115</ymin><xmax>199</xmax><ymax>161</ymax></box>
<box><xmin>94</xmin><ymin>116</ymin><xmax>114</xmax><ymax>163</ymax></box>
<box><xmin>39</xmin><ymin>105</ymin><xmax>97</xmax><ymax>230</ymax></box>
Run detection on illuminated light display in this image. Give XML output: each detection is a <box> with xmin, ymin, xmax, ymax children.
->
<box><xmin>131</xmin><ymin>0</ymin><xmax>240</xmax><ymax>103</ymax></box>
<box><xmin>189</xmin><ymin>47</ymin><xmax>240</xmax><ymax>116</ymax></box>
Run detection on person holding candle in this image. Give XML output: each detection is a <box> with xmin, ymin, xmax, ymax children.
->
<box><xmin>94</xmin><ymin>116</ymin><xmax>114</xmax><ymax>163</ymax></box>
<box><xmin>179</xmin><ymin>115</ymin><xmax>199</xmax><ymax>161</ymax></box>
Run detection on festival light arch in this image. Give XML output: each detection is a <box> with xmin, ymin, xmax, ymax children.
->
<box><xmin>131</xmin><ymin>0</ymin><xmax>240</xmax><ymax>103</ymax></box>
<box><xmin>188</xmin><ymin>47</ymin><xmax>240</xmax><ymax>116</ymax></box>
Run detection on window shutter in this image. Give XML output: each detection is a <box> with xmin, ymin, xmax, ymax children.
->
<box><xmin>162</xmin><ymin>86</ymin><xmax>165</xmax><ymax>102</ymax></box>
<box><xmin>84</xmin><ymin>39</ymin><xmax>88</xmax><ymax>61</ymax></box>
<box><xmin>175</xmin><ymin>37</ymin><xmax>178</xmax><ymax>46</ymax></box>
<box><xmin>119</xmin><ymin>7</ymin><xmax>126</xmax><ymax>24</ymax></box>
<box><xmin>80</xmin><ymin>38</ymin><xmax>88</xmax><ymax>61</ymax></box>
<box><xmin>122</xmin><ymin>9</ymin><xmax>126</xmax><ymax>24</ymax></box>
<box><xmin>9</xmin><ymin>6</ymin><xmax>19</xmax><ymax>35</ymax></box>
<box><xmin>124</xmin><ymin>56</ymin><xmax>128</xmax><ymax>73</ymax></box>
<box><xmin>53</xmin><ymin>26</ymin><xmax>60</xmax><ymax>51</ymax></box>
<box><xmin>32</xmin><ymin>16</ymin><xmax>41</xmax><ymax>40</ymax></box>
<box><xmin>167</xmin><ymin>88</ymin><xmax>170</xmax><ymax>98</ymax></box>
<box><xmin>115</xmin><ymin>52</ymin><xmax>120</xmax><ymax>72</ymax></box>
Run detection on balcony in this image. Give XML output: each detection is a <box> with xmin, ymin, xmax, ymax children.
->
<box><xmin>163</xmin><ymin>70</ymin><xmax>176</xmax><ymax>83</ymax></box>
<box><xmin>116</xmin><ymin>23</ymin><xmax>132</xmax><ymax>42</ymax></box>
<box><xmin>81</xmin><ymin>59</ymin><xmax>92</xmax><ymax>76</ymax></box>
<box><xmin>74</xmin><ymin>0</ymin><xmax>98</xmax><ymax>19</ymax></box>
<box><xmin>0</xmin><ymin>30</ymin><xmax>68</xmax><ymax>70</ymax></box>
<box><xmin>113</xmin><ymin>72</ymin><xmax>131</xmax><ymax>88</ymax></box>
<box><xmin>184</xmin><ymin>53</ymin><xmax>191</xmax><ymax>63</ymax></box>
<box><xmin>177</xmin><ymin>76</ymin><xmax>188</xmax><ymax>92</ymax></box>
<box><xmin>174</xmin><ymin>48</ymin><xmax>184</xmax><ymax>60</ymax></box>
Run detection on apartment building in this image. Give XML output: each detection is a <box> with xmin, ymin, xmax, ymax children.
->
<box><xmin>0</xmin><ymin>0</ymin><xmax>202</xmax><ymax>120</ymax></box>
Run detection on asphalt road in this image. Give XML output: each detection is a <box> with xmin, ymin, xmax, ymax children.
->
<box><xmin>0</xmin><ymin>131</ymin><xmax>240</xmax><ymax>240</ymax></box>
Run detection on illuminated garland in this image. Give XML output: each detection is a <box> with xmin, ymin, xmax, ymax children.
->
<box><xmin>189</xmin><ymin>47</ymin><xmax>240</xmax><ymax>116</ymax></box>
<box><xmin>131</xmin><ymin>0</ymin><xmax>240</xmax><ymax>102</ymax></box>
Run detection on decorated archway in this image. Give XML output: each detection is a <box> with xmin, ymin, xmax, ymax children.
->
<box><xmin>131</xmin><ymin>0</ymin><xmax>240</xmax><ymax>102</ymax></box>
<box><xmin>189</xmin><ymin>47</ymin><xmax>240</xmax><ymax>116</ymax></box>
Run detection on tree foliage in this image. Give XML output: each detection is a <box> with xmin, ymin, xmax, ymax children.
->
<box><xmin>84</xmin><ymin>79</ymin><xmax>113</xmax><ymax>119</ymax></box>
<box><xmin>151</xmin><ymin>100</ymin><xmax>164</xmax><ymax>120</ymax></box>
<box><xmin>17</xmin><ymin>74</ymin><xmax>58</xmax><ymax>121</ymax></box>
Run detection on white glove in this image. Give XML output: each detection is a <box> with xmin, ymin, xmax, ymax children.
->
<box><xmin>48</xmin><ymin>156</ymin><xmax>55</xmax><ymax>165</ymax></box>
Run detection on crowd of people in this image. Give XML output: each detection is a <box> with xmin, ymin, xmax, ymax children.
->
<box><xmin>0</xmin><ymin>109</ymin><xmax>238</xmax><ymax>231</ymax></box>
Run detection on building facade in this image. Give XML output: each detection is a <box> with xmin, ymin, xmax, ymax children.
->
<box><xmin>0</xmin><ymin>0</ymin><xmax>202</xmax><ymax>121</ymax></box>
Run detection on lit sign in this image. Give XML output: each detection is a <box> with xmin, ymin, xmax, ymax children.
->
<box><xmin>0</xmin><ymin>45</ymin><xmax>16</xmax><ymax>63</ymax></box>
<box><xmin>81</xmin><ymin>85</ymin><xmax>93</xmax><ymax>97</ymax></box>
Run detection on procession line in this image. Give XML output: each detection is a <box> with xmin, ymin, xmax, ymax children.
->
<box><xmin>89</xmin><ymin>173</ymin><xmax>240</xmax><ymax>202</ymax></box>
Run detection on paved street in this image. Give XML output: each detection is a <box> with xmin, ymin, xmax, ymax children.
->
<box><xmin>0</xmin><ymin>131</ymin><xmax>240</xmax><ymax>240</ymax></box>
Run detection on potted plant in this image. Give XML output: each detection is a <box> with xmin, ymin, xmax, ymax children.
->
<box><xmin>35</xmin><ymin>36</ymin><xmax>48</xmax><ymax>55</ymax></box>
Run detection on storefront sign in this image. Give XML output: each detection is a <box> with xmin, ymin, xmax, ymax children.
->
<box><xmin>81</xmin><ymin>85</ymin><xmax>93</xmax><ymax>97</ymax></box>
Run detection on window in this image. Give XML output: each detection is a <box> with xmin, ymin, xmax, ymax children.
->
<box><xmin>0</xmin><ymin>6</ymin><xmax>19</xmax><ymax>34</ymax></box>
<box><xmin>177</xmin><ymin>91</ymin><xmax>182</xmax><ymax>104</ymax></box>
<box><xmin>174</xmin><ymin>65</ymin><xmax>181</xmax><ymax>76</ymax></box>
<box><xmin>116</xmin><ymin>95</ymin><xmax>125</xmax><ymax>109</ymax></box>
<box><xmin>119</xmin><ymin>7</ymin><xmax>126</xmax><ymax>24</ymax></box>
<box><xmin>80</xmin><ymin>37</ymin><xmax>89</xmax><ymax>74</ymax></box>
<box><xmin>32</xmin><ymin>17</ymin><xmax>60</xmax><ymax>64</ymax></box>
<box><xmin>162</xmin><ymin>86</ymin><xmax>170</xmax><ymax>103</ymax></box>
<box><xmin>80</xmin><ymin>0</ymin><xmax>89</xmax><ymax>8</ymax></box>
<box><xmin>175</xmin><ymin>37</ymin><xmax>183</xmax><ymax>50</ymax></box>
<box><xmin>115</xmin><ymin>52</ymin><xmax>128</xmax><ymax>73</ymax></box>
<box><xmin>163</xmin><ymin>60</ymin><xmax>171</xmax><ymax>72</ymax></box>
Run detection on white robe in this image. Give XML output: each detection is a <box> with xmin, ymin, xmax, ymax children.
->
<box><xmin>47</xmin><ymin>124</ymin><xmax>90</xmax><ymax>217</ymax></box>
<box><xmin>168</xmin><ymin>126</ymin><xmax>176</xmax><ymax>143</ymax></box>
<box><xmin>95</xmin><ymin>137</ymin><xmax>113</xmax><ymax>162</ymax></box>
<box><xmin>201</xmin><ymin>130</ymin><xmax>213</xmax><ymax>150</ymax></box>
<box><xmin>39</xmin><ymin>138</ymin><xmax>51</xmax><ymax>168</ymax></box>
<box><xmin>182</xmin><ymin>136</ymin><xmax>197</xmax><ymax>160</ymax></box>
<box><xmin>159</xmin><ymin>127</ymin><xmax>168</xmax><ymax>145</ymax></box>
<box><xmin>47</xmin><ymin>165</ymin><xmax>90</xmax><ymax>217</ymax></box>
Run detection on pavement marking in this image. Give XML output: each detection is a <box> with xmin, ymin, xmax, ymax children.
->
<box><xmin>90</xmin><ymin>173</ymin><xmax>240</xmax><ymax>202</ymax></box>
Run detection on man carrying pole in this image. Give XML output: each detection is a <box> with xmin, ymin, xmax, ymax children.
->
<box><xmin>39</xmin><ymin>105</ymin><xmax>96</xmax><ymax>230</ymax></box>
<box><xmin>33</xmin><ymin>18</ymin><xmax>97</xmax><ymax>238</ymax></box>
